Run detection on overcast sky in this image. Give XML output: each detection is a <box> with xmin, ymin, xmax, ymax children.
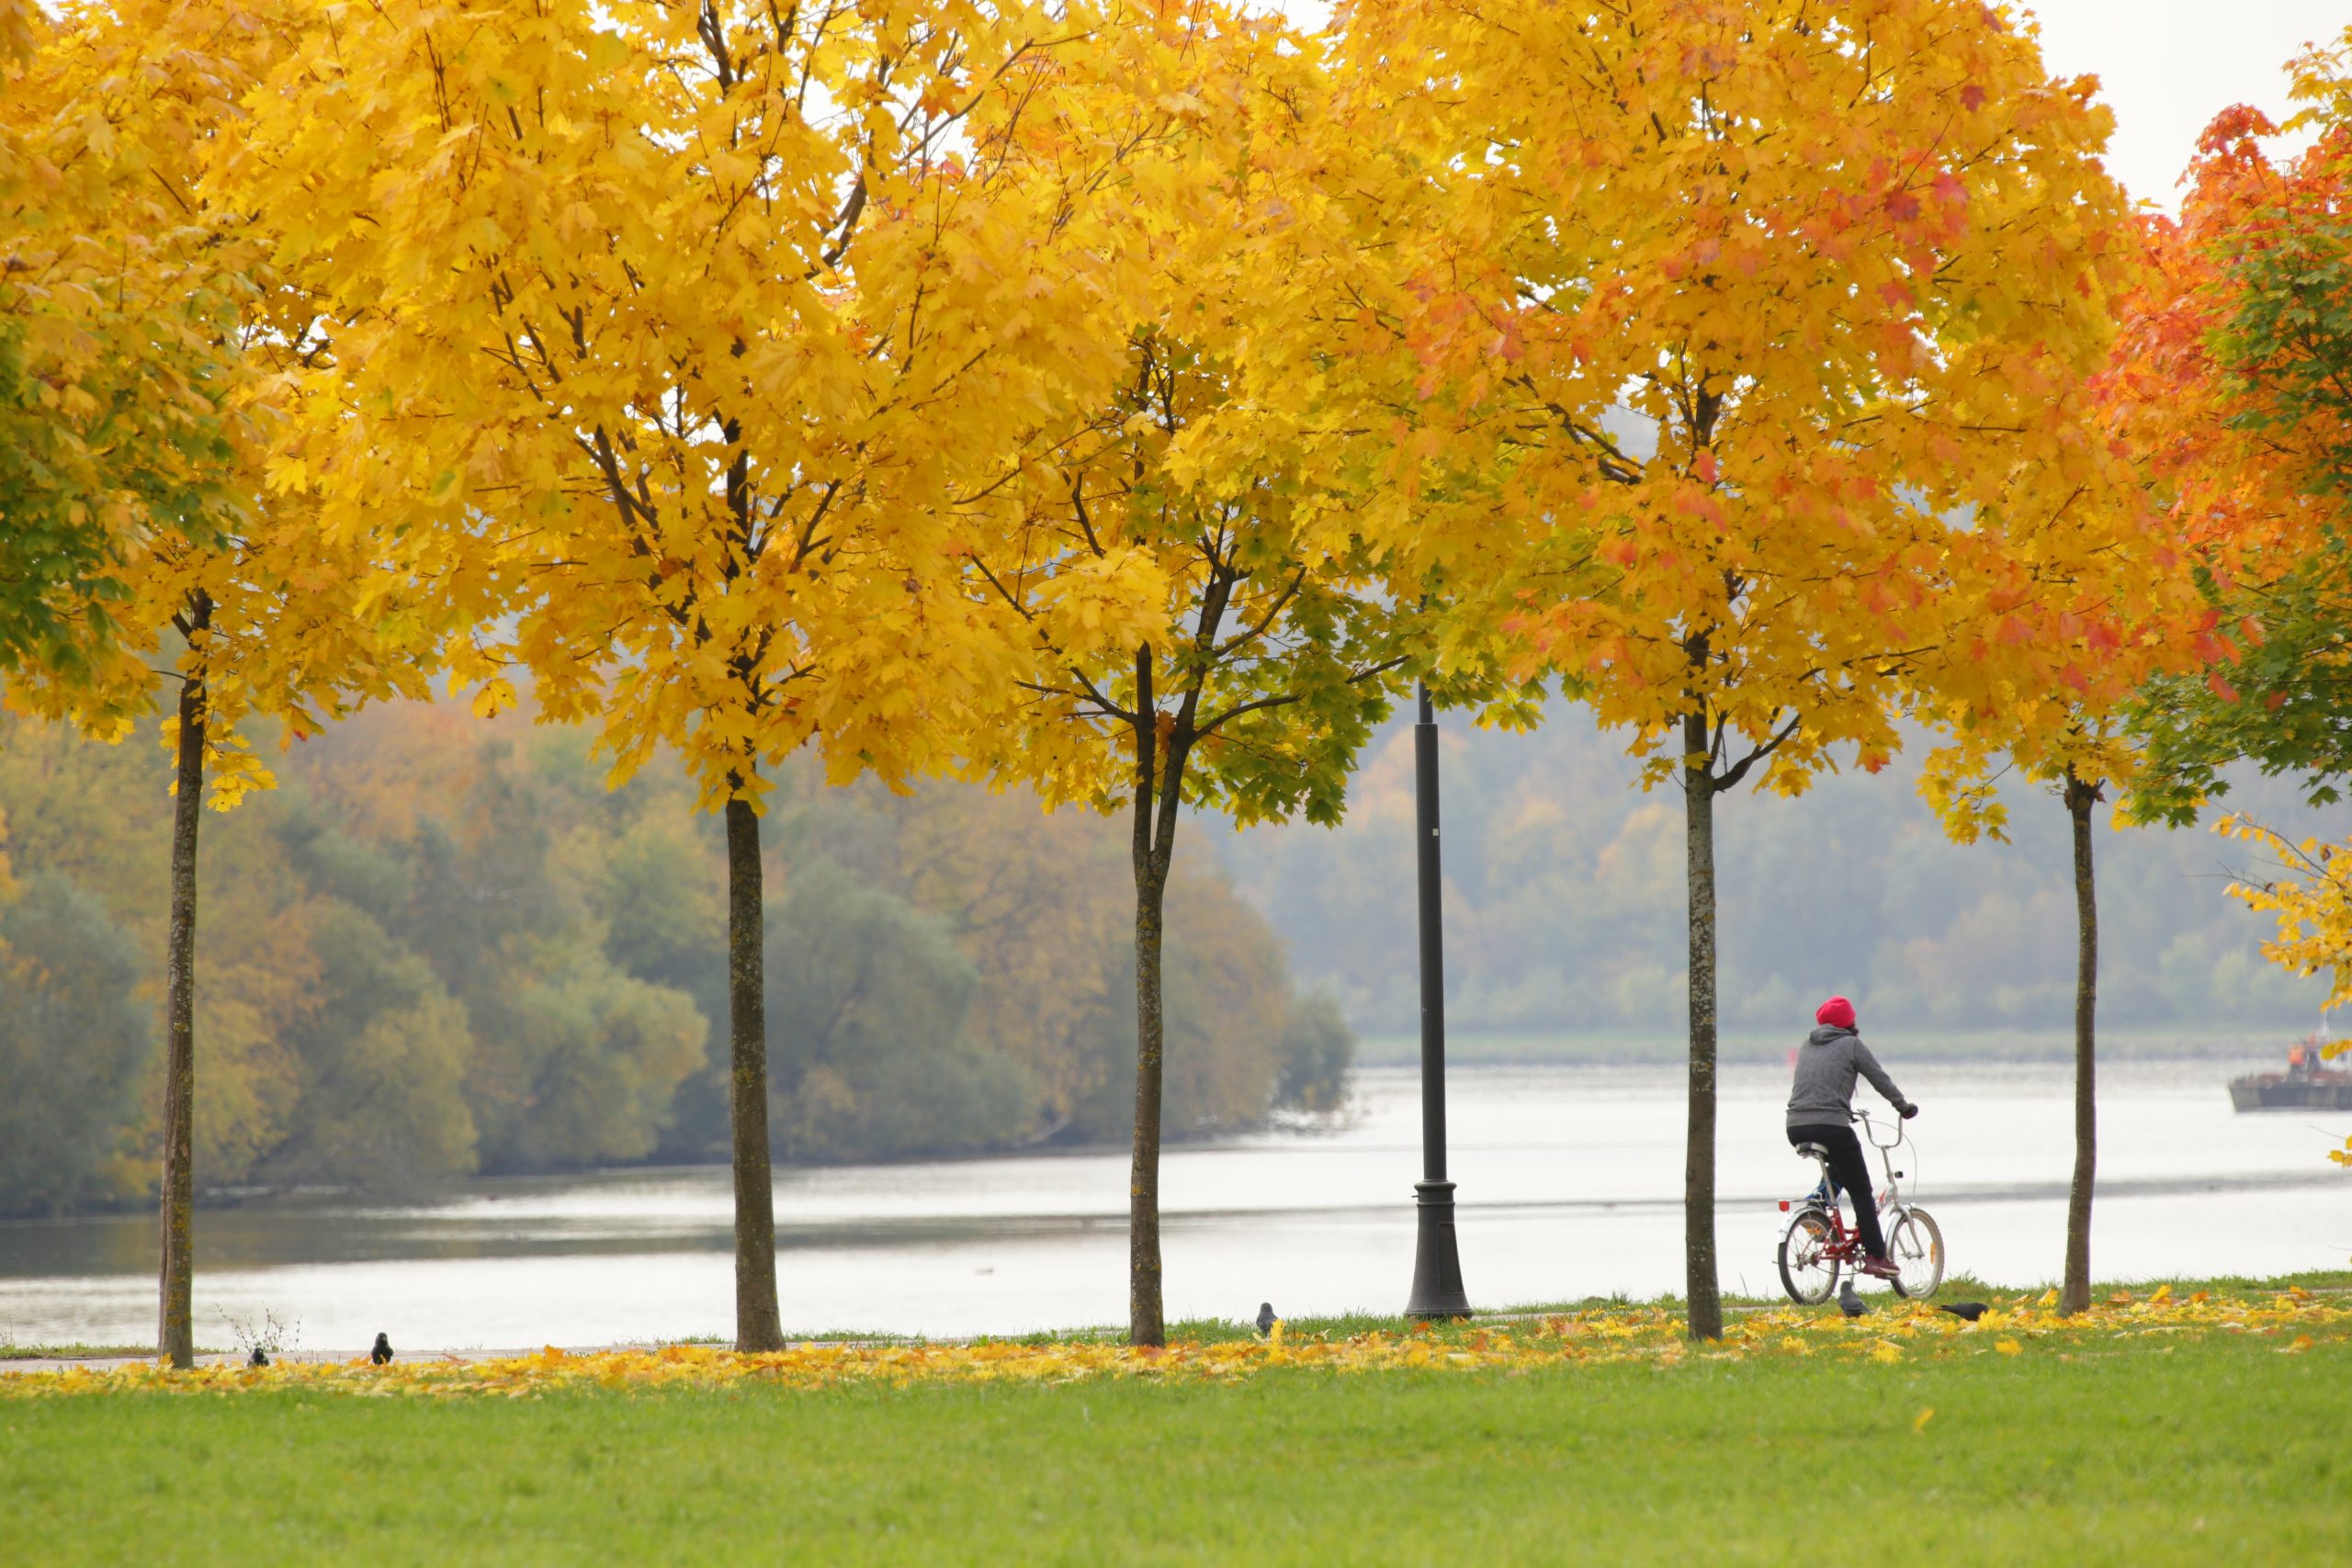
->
<box><xmin>2026</xmin><ymin>0</ymin><xmax>2340</xmax><ymax>209</ymax></box>
<box><xmin>1282</xmin><ymin>2</ymin><xmax>2346</xmax><ymax>212</ymax></box>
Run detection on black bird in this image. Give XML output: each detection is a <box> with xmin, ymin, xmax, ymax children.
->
<box><xmin>1837</xmin><ymin>1281</ymin><xmax>1869</xmax><ymax>1317</ymax></box>
<box><xmin>248</xmin><ymin>1348</ymin><xmax>269</xmax><ymax>1368</ymax></box>
<box><xmin>1936</xmin><ymin>1301</ymin><xmax>1991</xmax><ymax>1322</ymax></box>
<box><xmin>1254</xmin><ymin>1303</ymin><xmax>1277</xmax><ymax>1337</ymax></box>
<box><xmin>369</xmin><ymin>1332</ymin><xmax>393</xmax><ymax>1366</ymax></box>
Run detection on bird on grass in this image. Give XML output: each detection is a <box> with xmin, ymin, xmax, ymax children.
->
<box><xmin>1936</xmin><ymin>1302</ymin><xmax>1990</xmax><ymax>1322</ymax></box>
<box><xmin>1837</xmin><ymin>1281</ymin><xmax>1869</xmax><ymax>1318</ymax></box>
<box><xmin>369</xmin><ymin>1332</ymin><xmax>393</xmax><ymax>1366</ymax></box>
<box><xmin>1254</xmin><ymin>1303</ymin><xmax>1277</xmax><ymax>1337</ymax></box>
<box><xmin>248</xmin><ymin>1348</ymin><xmax>268</xmax><ymax>1368</ymax></box>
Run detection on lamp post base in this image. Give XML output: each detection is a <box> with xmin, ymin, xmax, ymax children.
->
<box><xmin>1405</xmin><ymin>1179</ymin><xmax>1472</xmax><ymax>1319</ymax></box>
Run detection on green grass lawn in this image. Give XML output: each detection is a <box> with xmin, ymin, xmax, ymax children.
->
<box><xmin>6</xmin><ymin>1325</ymin><xmax>2346</xmax><ymax>1565</ymax></box>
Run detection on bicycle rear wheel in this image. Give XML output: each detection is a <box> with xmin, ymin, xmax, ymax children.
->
<box><xmin>1777</xmin><ymin>1208</ymin><xmax>1839</xmax><ymax>1304</ymax></box>
<box><xmin>1884</xmin><ymin>1206</ymin><xmax>1944</xmax><ymax>1299</ymax></box>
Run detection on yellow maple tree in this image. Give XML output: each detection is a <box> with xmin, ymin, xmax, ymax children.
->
<box><xmin>956</xmin><ymin>6</ymin><xmax>1521</xmax><ymax>1345</ymax></box>
<box><xmin>226</xmin><ymin>0</ymin><xmax>1216</xmax><ymax>1349</ymax></box>
<box><xmin>0</xmin><ymin>0</ymin><xmax>248</xmax><ymax>686</ymax></box>
<box><xmin>3</xmin><ymin>0</ymin><xmax>439</xmax><ymax>1368</ymax></box>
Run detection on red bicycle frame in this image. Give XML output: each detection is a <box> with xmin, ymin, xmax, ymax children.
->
<box><xmin>1777</xmin><ymin>1190</ymin><xmax>1869</xmax><ymax>1265</ymax></box>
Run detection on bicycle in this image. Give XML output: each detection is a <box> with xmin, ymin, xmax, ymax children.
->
<box><xmin>1775</xmin><ymin>1107</ymin><xmax>1944</xmax><ymax>1303</ymax></box>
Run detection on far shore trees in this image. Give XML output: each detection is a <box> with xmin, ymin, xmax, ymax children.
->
<box><xmin>1339</xmin><ymin>0</ymin><xmax>2143</xmax><ymax>1337</ymax></box>
<box><xmin>228</xmin><ymin>0</ymin><xmax>1204</xmax><ymax>1350</ymax></box>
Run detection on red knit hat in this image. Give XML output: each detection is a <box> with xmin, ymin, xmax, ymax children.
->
<box><xmin>1815</xmin><ymin>996</ymin><xmax>1857</xmax><ymax>1030</ymax></box>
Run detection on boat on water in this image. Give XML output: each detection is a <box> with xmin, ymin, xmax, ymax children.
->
<box><xmin>2229</xmin><ymin>1038</ymin><xmax>2352</xmax><ymax>1111</ymax></box>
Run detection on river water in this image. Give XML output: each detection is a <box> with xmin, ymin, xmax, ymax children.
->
<box><xmin>3</xmin><ymin>1059</ymin><xmax>2346</xmax><ymax>1350</ymax></box>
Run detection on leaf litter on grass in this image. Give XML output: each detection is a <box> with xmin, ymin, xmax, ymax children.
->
<box><xmin>5</xmin><ymin>1289</ymin><xmax>2343</xmax><ymax>1401</ymax></box>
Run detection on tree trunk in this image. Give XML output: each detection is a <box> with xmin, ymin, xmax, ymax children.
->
<box><xmin>1126</xmin><ymin>646</ymin><xmax>1188</xmax><ymax>1348</ymax></box>
<box><xmin>156</xmin><ymin>646</ymin><xmax>207</xmax><ymax>1370</ymax></box>
<box><xmin>1681</xmin><ymin>707</ymin><xmax>1723</xmax><ymax>1340</ymax></box>
<box><xmin>725</xmin><ymin>787</ymin><xmax>784</xmax><ymax>1352</ymax></box>
<box><xmin>1129</xmin><ymin>840</ymin><xmax>1170</xmax><ymax>1348</ymax></box>
<box><xmin>2061</xmin><ymin>770</ymin><xmax>2098</xmax><ymax>1316</ymax></box>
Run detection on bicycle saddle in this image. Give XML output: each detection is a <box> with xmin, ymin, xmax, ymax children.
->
<box><xmin>1793</xmin><ymin>1143</ymin><xmax>1830</xmax><ymax>1161</ymax></box>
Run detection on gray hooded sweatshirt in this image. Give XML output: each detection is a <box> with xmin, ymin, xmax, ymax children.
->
<box><xmin>1786</xmin><ymin>1025</ymin><xmax>1910</xmax><ymax>1130</ymax></box>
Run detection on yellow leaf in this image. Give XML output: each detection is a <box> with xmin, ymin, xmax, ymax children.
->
<box><xmin>1913</xmin><ymin>1406</ymin><xmax>1935</xmax><ymax>1433</ymax></box>
<box><xmin>471</xmin><ymin>679</ymin><xmax>518</xmax><ymax>719</ymax></box>
<box><xmin>1995</xmin><ymin>1338</ymin><xmax>2023</xmax><ymax>1356</ymax></box>
<box><xmin>1870</xmin><ymin>1340</ymin><xmax>1904</xmax><ymax>1365</ymax></box>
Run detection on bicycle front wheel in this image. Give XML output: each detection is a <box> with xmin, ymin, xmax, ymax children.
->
<box><xmin>1884</xmin><ymin>1206</ymin><xmax>1944</xmax><ymax>1299</ymax></box>
<box><xmin>1778</xmin><ymin>1208</ymin><xmax>1839</xmax><ymax>1304</ymax></box>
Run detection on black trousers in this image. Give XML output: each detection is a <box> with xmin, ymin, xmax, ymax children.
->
<box><xmin>1787</xmin><ymin>1123</ymin><xmax>1887</xmax><ymax>1259</ymax></box>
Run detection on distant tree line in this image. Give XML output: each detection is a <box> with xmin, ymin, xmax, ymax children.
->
<box><xmin>0</xmin><ymin>702</ymin><xmax>1349</xmax><ymax>1219</ymax></box>
<box><xmin>1227</xmin><ymin>708</ymin><xmax>2339</xmax><ymax>1044</ymax></box>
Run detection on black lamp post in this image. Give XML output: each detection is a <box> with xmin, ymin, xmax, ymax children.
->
<box><xmin>1405</xmin><ymin>681</ymin><xmax>1472</xmax><ymax>1319</ymax></box>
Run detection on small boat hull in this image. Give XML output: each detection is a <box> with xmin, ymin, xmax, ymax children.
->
<box><xmin>2229</xmin><ymin>1075</ymin><xmax>2352</xmax><ymax>1111</ymax></box>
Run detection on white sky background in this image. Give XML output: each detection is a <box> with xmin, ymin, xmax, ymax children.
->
<box><xmin>1274</xmin><ymin>1</ymin><xmax>2346</xmax><ymax>212</ymax></box>
<box><xmin>2027</xmin><ymin>0</ymin><xmax>2339</xmax><ymax>209</ymax></box>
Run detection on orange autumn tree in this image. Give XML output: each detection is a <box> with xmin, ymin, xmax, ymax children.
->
<box><xmin>1336</xmin><ymin>0</ymin><xmax>2139</xmax><ymax>1337</ymax></box>
<box><xmin>3</xmin><ymin>0</ymin><xmax>436</xmax><ymax>1369</ymax></box>
<box><xmin>2109</xmin><ymin>31</ymin><xmax>2352</xmax><ymax>1170</ymax></box>
<box><xmin>1916</xmin><ymin>597</ymin><xmax>2222</xmax><ymax>1315</ymax></box>
<box><xmin>229</xmin><ymin>0</ymin><xmax>1191</xmax><ymax>1350</ymax></box>
<box><xmin>1904</xmin><ymin>157</ymin><xmax>2291</xmax><ymax>1314</ymax></box>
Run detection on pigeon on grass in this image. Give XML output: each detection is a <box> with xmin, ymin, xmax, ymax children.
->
<box><xmin>1254</xmin><ymin>1303</ymin><xmax>1277</xmax><ymax>1337</ymax></box>
<box><xmin>248</xmin><ymin>1348</ymin><xmax>268</xmax><ymax>1368</ymax></box>
<box><xmin>1837</xmin><ymin>1281</ymin><xmax>1869</xmax><ymax>1318</ymax></box>
<box><xmin>369</xmin><ymin>1332</ymin><xmax>393</xmax><ymax>1366</ymax></box>
<box><xmin>1935</xmin><ymin>1302</ymin><xmax>1990</xmax><ymax>1322</ymax></box>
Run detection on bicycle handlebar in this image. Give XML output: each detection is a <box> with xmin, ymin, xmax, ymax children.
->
<box><xmin>1851</xmin><ymin>1107</ymin><xmax>1906</xmax><ymax>1150</ymax></box>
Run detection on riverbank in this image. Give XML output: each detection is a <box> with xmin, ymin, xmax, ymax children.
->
<box><xmin>1351</xmin><ymin>1028</ymin><xmax>2325</xmax><ymax>1068</ymax></box>
<box><xmin>6</xmin><ymin>1277</ymin><xmax>2346</xmax><ymax>1566</ymax></box>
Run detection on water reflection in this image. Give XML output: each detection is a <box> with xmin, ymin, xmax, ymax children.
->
<box><xmin>2</xmin><ymin>1060</ymin><xmax>2345</xmax><ymax>1349</ymax></box>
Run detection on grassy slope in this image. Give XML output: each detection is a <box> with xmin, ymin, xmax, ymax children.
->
<box><xmin>6</xmin><ymin>1333</ymin><xmax>2346</xmax><ymax>1566</ymax></box>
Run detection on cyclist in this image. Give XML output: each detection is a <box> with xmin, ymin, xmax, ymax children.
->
<box><xmin>1786</xmin><ymin>995</ymin><xmax>1917</xmax><ymax>1281</ymax></box>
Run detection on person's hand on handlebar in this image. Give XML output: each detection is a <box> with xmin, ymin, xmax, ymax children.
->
<box><xmin>1898</xmin><ymin>1101</ymin><xmax>1920</xmax><ymax>1120</ymax></box>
